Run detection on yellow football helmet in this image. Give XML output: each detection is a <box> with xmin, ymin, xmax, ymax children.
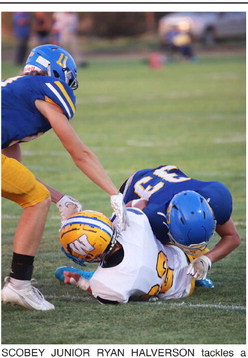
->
<box><xmin>60</xmin><ymin>210</ymin><xmax>117</xmax><ymax>263</ymax></box>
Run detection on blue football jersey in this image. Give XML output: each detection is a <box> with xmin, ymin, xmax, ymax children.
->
<box><xmin>2</xmin><ymin>74</ymin><xmax>76</xmax><ymax>148</ymax></box>
<box><xmin>121</xmin><ymin>165</ymin><xmax>232</xmax><ymax>244</ymax></box>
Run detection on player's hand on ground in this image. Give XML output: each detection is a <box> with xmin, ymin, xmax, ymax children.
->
<box><xmin>110</xmin><ymin>192</ymin><xmax>129</xmax><ymax>231</ymax></box>
<box><xmin>56</xmin><ymin>195</ymin><xmax>82</xmax><ymax>223</ymax></box>
<box><xmin>187</xmin><ymin>255</ymin><xmax>212</xmax><ymax>280</ymax></box>
<box><xmin>64</xmin><ymin>271</ymin><xmax>90</xmax><ymax>291</ymax></box>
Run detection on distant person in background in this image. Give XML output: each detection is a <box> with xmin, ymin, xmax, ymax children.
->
<box><xmin>164</xmin><ymin>25</ymin><xmax>196</xmax><ymax>62</ymax></box>
<box><xmin>172</xmin><ymin>31</ymin><xmax>195</xmax><ymax>61</ymax></box>
<box><xmin>12</xmin><ymin>12</ymin><xmax>31</xmax><ymax>65</ymax></box>
<box><xmin>34</xmin><ymin>12</ymin><xmax>52</xmax><ymax>45</ymax></box>
<box><xmin>52</xmin><ymin>12</ymin><xmax>86</xmax><ymax>67</ymax></box>
<box><xmin>163</xmin><ymin>25</ymin><xmax>181</xmax><ymax>59</ymax></box>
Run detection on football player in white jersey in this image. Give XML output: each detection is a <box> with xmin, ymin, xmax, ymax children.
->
<box><xmin>56</xmin><ymin>208</ymin><xmax>195</xmax><ymax>304</ymax></box>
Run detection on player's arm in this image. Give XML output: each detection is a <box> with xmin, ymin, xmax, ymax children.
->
<box><xmin>187</xmin><ymin>218</ymin><xmax>240</xmax><ymax>280</ymax></box>
<box><xmin>64</xmin><ymin>271</ymin><xmax>92</xmax><ymax>294</ymax></box>
<box><xmin>35</xmin><ymin>100</ymin><xmax>128</xmax><ymax>230</ymax></box>
<box><xmin>64</xmin><ymin>271</ymin><xmax>119</xmax><ymax>304</ymax></box>
<box><xmin>205</xmin><ymin>218</ymin><xmax>240</xmax><ymax>263</ymax></box>
<box><xmin>126</xmin><ymin>198</ymin><xmax>149</xmax><ymax>210</ymax></box>
<box><xmin>35</xmin><ymin>99</ymin><xmax>118</xmax><ymax>196</ymax></box>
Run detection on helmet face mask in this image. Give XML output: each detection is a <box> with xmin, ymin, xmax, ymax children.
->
<box><xmin>167</xmin><ymin>231</ymin><xmax>210</xmax><ymax>256</ymax></box>
<box><xmin>63</xmin><ymin>67</ymin><xmax>78</xmax><ymax>90</ymax></box>
<box><xmin>24</xmin><ymin>44</ymin><xmax>78</xmax><ymax>90</ymax></box>
<box><xmin>60</xmin><ymin>211</ymin><xmax>117</xmax><ymax>263</ymax></box>
<box><xmin>166</xmin><ymin>191</ymin><xmax>216</xmax><ymax>251</ymax></box>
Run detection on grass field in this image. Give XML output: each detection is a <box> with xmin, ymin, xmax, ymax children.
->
<box><xmin>1</xmin><ymin>50</ymin><xmax>246</xmax><ymax>345</ymax></box>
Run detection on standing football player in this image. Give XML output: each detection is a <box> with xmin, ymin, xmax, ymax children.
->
<box><xmin>1</xmin><ymin>44</ymin><xmax>128</xmax><ymax>310</ymax></box>
<box><xmin>119</xmin><ymin>164</ymin><xmax>240</xmax><ymax>281</ymax></box>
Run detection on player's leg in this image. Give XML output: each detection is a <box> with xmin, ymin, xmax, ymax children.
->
<box><xmin>1</xmin><ymin>154</ymin><xmax>54</xmax><ymax>310</ymax></box>
<box><xmin>12</xmin><ymin>198</ymin><xmax>51</xmax><ymax>256</ymax></box>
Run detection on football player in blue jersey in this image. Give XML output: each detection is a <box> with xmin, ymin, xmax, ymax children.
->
<box><xmin>1</xmin><ymin>44</ymin><xmax>128</xmax><ymax>310</ymax></box>
<box><xmin>119</xmin><ymin>165</ymin><xmax>240</xmax><ymax>282</ymax></box>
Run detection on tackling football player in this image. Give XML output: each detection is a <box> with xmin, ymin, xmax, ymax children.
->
<box><xmin>1</xmin><ymin>44</ymin><xmax>128</xmax><ymax>310</ymax></box>
<box><xmin>119</xmin><ymin>165</ymin><xmax>240</xmax><ymax>281</ymax></box>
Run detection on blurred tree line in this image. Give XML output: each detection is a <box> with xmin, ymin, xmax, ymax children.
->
<box><xmin>80</xmin><ymin>12</ymin><xmax>166</xmax><ymax>37</ymax></box>
<box><xmin>2</xmin><ymin>12</ymin><xmax>169</xmax><ymax>38</ymax></box>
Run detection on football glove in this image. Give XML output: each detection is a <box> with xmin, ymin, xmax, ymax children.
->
<box><xmin>110</xmin><ymin>192</ymin><xmax>129</xmax><ymax>231</ymax></box>
<box><xmin>187</xmin><ymin>255</ymin><xmax>212</xmax><ymax>280</ymax></box>
<box><xmin>56</xmin><ymin>195</ymin><xmax>82</xmax><ymax>223</ymax></box>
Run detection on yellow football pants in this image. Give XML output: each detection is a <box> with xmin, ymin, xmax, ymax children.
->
<box><xmin>2</xmin><ymin>154</ymin><xmax>50</xmax><ymax>208</ymax></box>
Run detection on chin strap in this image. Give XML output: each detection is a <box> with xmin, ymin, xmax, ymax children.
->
<box><xmin>61</xmin><ymin>247</ymin><xmax>87</xmax><ymax>267</ymax></box>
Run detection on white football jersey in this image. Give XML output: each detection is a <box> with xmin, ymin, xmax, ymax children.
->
<box><xmin>89</xmin><ymin>208</ymin><xmax>195</xmax><ymax>303</ymax></box>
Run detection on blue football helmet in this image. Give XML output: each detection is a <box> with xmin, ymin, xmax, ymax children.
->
<box><xmin>24</xmin><ymin>44</ymin><xmax>78</xmax><ymax>90</ymax></box>
<box><xmin>166</xmin><ymin>191</ymin><xmax>216</xmax><ymax>252</ymax></box>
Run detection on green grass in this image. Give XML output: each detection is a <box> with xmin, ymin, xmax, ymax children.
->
<box><xmin>1</xmin><ymin>51</ymin><xmax>246</xmax><ymax>345</ymax></box>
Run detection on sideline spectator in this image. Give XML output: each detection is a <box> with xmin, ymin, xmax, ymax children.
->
<box><xmin>34</xmin><ymin>12</ymin><xmax>52</xmax><ymax>45</ymax></box>
<box><xmin>164</xmin><ymin>25</ymin><xmax>196</xmax><ymax>62</ymax></box>
<box><xmin>172</xmin><ymin>31</ymin><xmax>195</xmax><ymax>61</ymax></box>
<box><xmin>52</xmin><ymin>12</ymin><xmax>86</xmax><ymax>67</ymax></box>
<box><xmin>12</xmin><ymin>12</ymin><xmax>31</xmax><ymax>65</ymax></box>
